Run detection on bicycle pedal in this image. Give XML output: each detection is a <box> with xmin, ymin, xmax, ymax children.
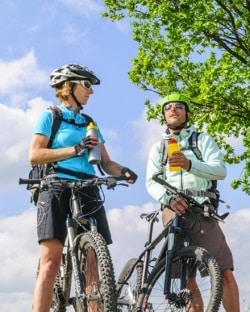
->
<box><xmin>220</xmin><ymin>212</ymin><xmax>229</xmax><ymax>220</ymax></box>
<box><xmin>68</xmin><ymin>297</ymin><xmax>76</xmax><ymax>304</ymax></box>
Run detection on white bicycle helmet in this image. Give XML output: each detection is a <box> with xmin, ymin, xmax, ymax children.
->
<box><xmin>50</xmin><ymin>64</ymin><xmax>100</xmax><ymax>88</ymax></box>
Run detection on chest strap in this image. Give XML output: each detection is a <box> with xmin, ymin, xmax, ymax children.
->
<box><xmin>181</xmin><ymin>189</ymin><xmax>217</xmax><ymax>199</ymax></box>
<box><xmin>53</xmin><ymin>166</ymin><xmax>96</xmax><ymax>180</ymax></box>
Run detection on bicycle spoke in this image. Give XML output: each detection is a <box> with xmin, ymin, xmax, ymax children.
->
<box><xmin>137</xmin><ymin>247</ymin><xmax>222</xmax><ymax>312</ymax></box>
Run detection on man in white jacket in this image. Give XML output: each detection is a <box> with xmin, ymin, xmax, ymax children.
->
<box><xmin>146</xmin><ymin>92</ymin><xmax>239</xmax><ymax>312</ymax></box>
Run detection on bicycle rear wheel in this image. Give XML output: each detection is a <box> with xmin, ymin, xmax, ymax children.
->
<box><xmin>137</xmin><ymin>246</ymin><xmax>222</xmax><ymax>312</ymax></box>
<box><xmin>75</xmin><ymin>231</ymin><xmax>117</xmax><ymax>312</ymax></box>
<box><xmin>116</xmin><ymin>258</ymin><xmax>143</xmax><ymax>312</ymax></box>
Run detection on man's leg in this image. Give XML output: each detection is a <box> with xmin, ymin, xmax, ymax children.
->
<box><xmin>186</xmin><ymin>277</ymin><xmax>204</xmax><ymax>312</ymax></box>
<box><xmin>221</xmin><ymin>269</ymin><xmax>240</xmax><ymax>312</ymax></box>
<box><xmin>33</xmin><ymin>239</ymin><xmax>64</xmax><ymax>312</ymax></box>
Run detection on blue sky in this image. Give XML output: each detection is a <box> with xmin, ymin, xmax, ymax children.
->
<box><xmin>0</xmin><ymin>0</ymin><xmax>249</xmax><ymax>311</ymax></box>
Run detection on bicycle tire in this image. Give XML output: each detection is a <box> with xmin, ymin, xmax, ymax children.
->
<box><xmin>75</xmin><ymin>231</ymin><xmax>117</xmax><ymax>312</ymax></box>
<box><xmin>137</xmin><ymin>246</ymin><xmax>222</xmax><ymax>312</ymax></box>
<box><xmin>116</xmin><ymin>258</ymin><xmax>143</xmax><ymax>312</ymax></box>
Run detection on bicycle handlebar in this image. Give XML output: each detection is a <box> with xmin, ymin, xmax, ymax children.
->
<box><xmin>19</xmin><ymin>175</ymin><xmax>129</xmax><ymax>189</ymax></box>
<box><xmin>152</xmin><ymin>171</ymin><xmax>229</xmax><ymax>223</ymax></box>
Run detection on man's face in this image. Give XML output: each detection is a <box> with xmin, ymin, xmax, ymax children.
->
<box><xmin>163</xmin><ymin>102</ymin><xmax>190</xmax><ymax>127</ymax></box>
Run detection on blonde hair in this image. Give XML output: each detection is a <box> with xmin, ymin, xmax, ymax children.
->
<box><xmin>55</xmin><ymin>81</ymin><xmax>73</xmax><ymax>102</ymax></box>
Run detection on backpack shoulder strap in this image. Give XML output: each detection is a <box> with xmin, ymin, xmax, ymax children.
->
<box><xmin>159</xmin><ymin>138</ymin><xmax>168</xmax><ymax>179</ymax></box>
<box><xmin>188</xmin><ymin>131</ymin><xmax>218</xmax><ymax>199</ymax></box>
<box><xmin>160</xmin><ymin>138</ymin><xmax>168</xmax><ymax>166</ymax></box>
<box><xmin>188</xmin><ymin>132</ymin><xmax>203</xmax><ymax>161</ymax></box>
<box><xmin>47</xmin><ymin>109</ymin><xmax>95</xmax><ymax>148</ymax></box>
<box><xmin>47</xmin><ymin>106</ymin><xmax>63</xmax><ymax>148</ymax></box>
<box><xmin>81</xmin><ymin>112</ymin><xmax>94</xmax><ymax>125</ymax></box>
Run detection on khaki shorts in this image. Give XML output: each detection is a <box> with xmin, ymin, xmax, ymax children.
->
<box><xmin>162</xmin><ymin>207</ymin><xmax>234</xmax><ymax>271</ymax></box>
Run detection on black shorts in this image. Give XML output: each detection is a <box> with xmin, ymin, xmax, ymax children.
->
<box><xmin>36</xmin><ymin>185</ymin><xmax>112</xmax><ymax>245</ymax></box>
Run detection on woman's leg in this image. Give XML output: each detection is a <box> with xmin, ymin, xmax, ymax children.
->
<box><xmin>33</xmin><ymin>239</ymin><xmax>64</xmax><ymax>312</ymax></box>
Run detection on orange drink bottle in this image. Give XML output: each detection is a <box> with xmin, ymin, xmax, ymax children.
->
<box><xmin>167</xmin><ymin>137</ymin><xmax>181</xmax><ymax>171</ymax></box>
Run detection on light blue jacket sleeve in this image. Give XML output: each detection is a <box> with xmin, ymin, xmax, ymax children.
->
<box><xmin>188</xmin><ymin>132</ymin><xmax>227</xmax><ymax>180</ymax></box>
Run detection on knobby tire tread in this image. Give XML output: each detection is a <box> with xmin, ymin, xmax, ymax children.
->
<box><xmin>137</xmin><ymin>246</ymin><xmax>222</xmax><ymax>312</ymax></box>
<box><xmin>117</xmin><ymin>258</ymin><xmax>143</xmax><ymax>312</ymax></box>
<box><xmin>76</xmin><ymin>231</ymin><xmax>117</xmax><ymax>312</ymax></box>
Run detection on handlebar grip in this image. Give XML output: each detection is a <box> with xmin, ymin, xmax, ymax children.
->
<box><xmin>113</xmin><ymin>175</ymin><xmax>128</xmax><ymax>181</ymax></box>
<box><xmin>19</xmin><ymin>178</ymin><xmax>41</xmax><ymax>185</ymax></box>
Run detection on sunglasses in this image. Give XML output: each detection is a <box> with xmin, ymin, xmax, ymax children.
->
<box><xmin>164</xmin><ymin>102</ymin><xmax>186</xmax><ymax>111</ymax></box>
<box><xmin>71</xmin><ymin>80</ymin><xmax>92</xmax><ymax>89</ymax></box>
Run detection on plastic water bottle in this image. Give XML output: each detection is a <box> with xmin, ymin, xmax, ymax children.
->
<box><xmin>167</xmin><ymin>137</ymin><xmax>181</xmax><ymax>171</ymax></box>
<box><xmin>86</xmin><ymin>122</ymin><xmax>101</xmax><ymax>164</ymax></box>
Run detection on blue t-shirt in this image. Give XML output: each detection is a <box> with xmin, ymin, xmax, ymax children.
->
<box><xmin>33</xmin><ymin>105</ymin><xmax>105</xmax><ymax>179</ymax></box>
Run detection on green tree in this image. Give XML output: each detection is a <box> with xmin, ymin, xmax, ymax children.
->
<box><xmin>103</xmin><ymin>0</ymin><xmax>250</xmax><ymax>194</ymax></box>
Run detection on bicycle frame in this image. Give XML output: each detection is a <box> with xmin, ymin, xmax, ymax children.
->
<box><xmin>122</xmin><ymin>210</ymin><xmax>181</xmax><ymax>293</ymax></box>
<box><xmin>117</xmin><ymin>172</ymin><xmax>227</xmax><ymax>311</ymax></box>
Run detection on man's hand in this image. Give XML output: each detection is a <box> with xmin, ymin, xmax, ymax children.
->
<box><xmin>168</xmin><ymin>151</ymin><xmax>191</xmax><ymax>170</ymax></box>
<box><xmin>169</xmin><ymin>197</ymin><xmax>188</xmax><ymax>215</ymax></box>
<box><xmin>74</xmin><ymin>135</ymin><xmax>98</xmax><ymax>156</ymax></box>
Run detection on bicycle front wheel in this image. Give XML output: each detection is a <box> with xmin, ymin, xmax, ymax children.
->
<box><xmin>137</xmin><ymin>246</ymin><xmax>222</xmax><ymax>312</ymax></box>
<box><xmin>75</xmin><ymin>231</ymin><xmax>117</xmax><ymax>312</ymax></box>
<box><xmin>116</xmin><ymin>258</ymin><xmax>143</xmax><ymax>312</ymax></box>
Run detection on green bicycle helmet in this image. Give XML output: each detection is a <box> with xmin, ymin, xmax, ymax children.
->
<box><xmin>161</xmin><ymin>92</ymin><xmax>190</xmax><ymax>113</ymax></box>
<box><xmin>50</xmin><ymin>64</ymin><xmax>100</xmax><ymax>88</ymax></box>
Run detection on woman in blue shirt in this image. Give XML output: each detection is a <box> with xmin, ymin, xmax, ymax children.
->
<box><xmin>29</xmin><ymin>64</ymin><xmax>137</xmax><ymax>312</ymax></box>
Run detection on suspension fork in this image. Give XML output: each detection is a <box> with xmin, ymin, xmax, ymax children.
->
<box><xmin>66</xmin><ymin>217</ymin><xmax>84</xmax><ymax>298</ymax></box>
<box><xmin>164</xmin><ymin>216</ymin><xmax>182</xmax><ymax>295</ymax></box>
<box><xmin>66</xmin><ymin>190</ymin><xmax>84</xmax><ymax>298</ymax></box>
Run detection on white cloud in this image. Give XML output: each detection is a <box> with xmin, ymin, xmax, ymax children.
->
<box><xmin>62</xmin><ymin>23</ymin><xmax>88</xmax><ymax>43</ymax></box>
<box><xmin>0</xmin><ymin>209</ymin><xmax>38</xmax><ymax>312</ymax></box>
<box><xmin>0</xmin><ymin>50</ymin><xmax>47</xmax><ymax>102</ymax></box>
<box><xmin>0</xmin><ymin>98</ymin><xmax>52</xmax><ymax>188</ymax></box>
<box><xmin>58</xmin><ymin>0</ymin><xmax>103</xmax><ymax>18</ymax></box>
<box><xmin>113</xmin><ymin>19</ymin><xmax>131</xmax><ymax>33</ymax></box>
<box><xmin>132</xmin><ymin>108</ymin><xmax>165</xmax><ymax>161</ymax></box>
<box><xmin>0</xmin><ymin>206</ymin><xmax>249</xmax><ymax>311</ymax></box>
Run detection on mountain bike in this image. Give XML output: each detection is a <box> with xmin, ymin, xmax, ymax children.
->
<box><xmin>116</xmin><ymin>171</ymin><xmax>230</xmax><ymax>312</ymax></box>
<box><xmin>19</xmin><ymin>175</ymin><xmax>128</xmax><ymax>312</ymax></box>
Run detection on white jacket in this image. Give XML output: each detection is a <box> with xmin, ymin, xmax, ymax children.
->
<box><xmin>146</xmin><ymin>125</ymin><xmax>227</xmax><ymax>206</ymax></box>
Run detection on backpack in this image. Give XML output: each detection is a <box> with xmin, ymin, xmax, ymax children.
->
<box><xmin>160</xmin><ymin>132</ymin><xmax>220</xmax><ymax>209</ymax></box>
<box><xmin>27</xmin><ymin>106</ymin><xmax>98</xmax><ymax>205</ymax></box>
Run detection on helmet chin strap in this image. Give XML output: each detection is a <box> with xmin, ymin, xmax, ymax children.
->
<box><xmin>70</xmin><ymin>85</ymin><xmax>82</xmax><ymax>111</ymax></box>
